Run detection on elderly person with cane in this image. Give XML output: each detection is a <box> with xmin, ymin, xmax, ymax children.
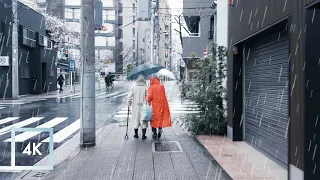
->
<box><xmin>127</xmin><ymin>75</ymin><xmax>148</xmax><ymax>140</ymax></box>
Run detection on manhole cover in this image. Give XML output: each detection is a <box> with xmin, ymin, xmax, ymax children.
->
<box><xmin>153</xmin><ymin>141</ymin><xmax>182</xmax><ymax>152</ymax></box>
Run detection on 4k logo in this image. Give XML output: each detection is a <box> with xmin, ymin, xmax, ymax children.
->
<box><xmin>22</xmin><ymin>142</ymin><xmax>43</xmax><ymax>156</ymax></box>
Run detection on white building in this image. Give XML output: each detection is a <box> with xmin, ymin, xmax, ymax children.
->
<box><xmin>135</xmin><ymin>0</ymin><xmax>171</xmax><ymax>68</ymax></box>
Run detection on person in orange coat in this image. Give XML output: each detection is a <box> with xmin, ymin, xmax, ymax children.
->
<box><xmin>147</xmin><ymin>77</ymin><xmax>172</xmax><ymax>139</ymax></box>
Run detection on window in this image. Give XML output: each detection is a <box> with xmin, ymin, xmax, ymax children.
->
<box><xmin>132</xmin><ymin>52</ymin><xmax>136</xmax><ymax>59</ymax></box>
<box><xmin>142</xmin><ymin>38</ymin><xmax>144</xmax><ymax>42</ymax></box>
<box><xmin>21</xmin><ymin>67</ymin><xmax>30</xmax><ymax>78</ymax></box>
<box><xmin>148</xmin><ymin>46</ymin><xmax>149</xmax><ymax>49</ymax></box>
<box><xmin>184</xmin><ymin>16</ymin><xmax>201</xmax><ymax>36</ymax></box>
<box><xmin>22</xmin><ymin>27</ymin><xmax>36</xmax><ymax>47</ymax></box>
<box><xmin>165</xmin><ymin>25</ymin><xmax>169</xmax><ymax>31</ymax></box>
<box><xmin>46</xmin><ymin>38</ymin><xmax>52</xmax><ymax>49</ymax></box>
<box><xmin>133</xmin><ymin>16</ymin><xmax>135</xmax><ymax>25</ymax></box>
<box><xmin>132</xmin><ymin>28</ymin><xmax>135</xmax><ymax>37</ymax></box>
<box><xmin>165</xmin><ymin>34</ymin><xmax>169</xmax><ymax>40</ymax></box>
<box><xmin>38</xmin><ymin>34</ymin><xmax>47</xmax><ymax>46</ymax></box>
<box><xmin>133</xmin><ymin>40</ymin><xmax>135</xmax><ymax>48</ymax></box>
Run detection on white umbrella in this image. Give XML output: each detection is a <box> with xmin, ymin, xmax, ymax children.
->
<box><xmin>157</xmin><ymin>69</ymin><xmax>176</xmax><ymax>80</ymax></box>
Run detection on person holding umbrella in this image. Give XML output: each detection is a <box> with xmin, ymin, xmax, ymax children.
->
<box><xmin>127</xmin><ymin>75</ymin><xmax>148</xmax><ymax>140</ymax></box>
<box><xmin>146</xmin><ymin>76</ymin><xmax>172</xmax><ymax>139</ymax></box>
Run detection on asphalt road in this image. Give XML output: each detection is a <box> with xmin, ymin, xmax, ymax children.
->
<box><xmin>0</xmin><ymin>82</ymin><xmax>132</xmax><ymax>180</ymax></box>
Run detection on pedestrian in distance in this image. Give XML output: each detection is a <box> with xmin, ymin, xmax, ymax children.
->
<box><xmin>57</xmin><ymin>74</ymin><xmax>64</xmax><ymax>93</ymax></box>
<box><xmin>146</xmin><ymin>76</ymin><xmax>172</xmax><ymax>139</ymax></box>
<box><xmin>128</xmin><ymin>75</ymin><xmax>148</xmax><ymax>140</ymax></box>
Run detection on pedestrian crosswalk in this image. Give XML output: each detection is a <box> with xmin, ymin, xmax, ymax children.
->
<box><xmin>113</xmin><ymin>101</ymin><xmax>200</xmax><ymax>119</ymax></box>
<box><xmin>0</xmin><ymin>101</ymin><xmax>197</xmax><ymax>143</ymax></box>
<box><xmin>0</xmin><ymin>116</ymin><xmax>79</xmax><ymax>143</ymax></box>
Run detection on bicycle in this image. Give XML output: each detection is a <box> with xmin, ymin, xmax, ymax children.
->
<box><xmin>106</xmin><ymin>81</ymin><xmax>114</xmax><ymax>90</ymax></box>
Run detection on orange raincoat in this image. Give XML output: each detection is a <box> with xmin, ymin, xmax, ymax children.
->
<box><xmin>147</xmin><ymin>78</ymin><xmax>172</xmax><ymax>128</ymax></box>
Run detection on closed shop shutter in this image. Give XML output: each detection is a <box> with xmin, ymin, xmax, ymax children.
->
<box><xmin>244</xmin><ymin>31</ymin><xmax>289</xmax><ymax>169</ymax></box>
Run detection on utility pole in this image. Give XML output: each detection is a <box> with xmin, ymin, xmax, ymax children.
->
<box><xmin>12</xmin><ymin>0</ymin><xmax>19</xmax><ymax>99</ymax></box>
<box><xmin>155</xmin><ymin>0</ymin><xmax>160</xmax><ymax>65</ymax></box>
<box><xmin>80</xmin><ymin>0</ymin><xmax>95</xmax><ymax>147</ymax></box>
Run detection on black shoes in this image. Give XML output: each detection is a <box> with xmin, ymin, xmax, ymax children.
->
<box><xmin>158</xmin><ymin>128</ymin><xmax>162</xmax><ymax>138</ymax></box>
<box><xmin>134</xmin><ymin>129</ymin><xmax>139</xmax><ymax>138</ymax></box>
<box><xmin>152</xmin><ymin>128</ymin><xmax>157</xmax><ymax>139</ymax></box>
<box><xmin>142</xmin><ymin>129</ymin><xmax>147</xmax><ymax>140</ymax></box>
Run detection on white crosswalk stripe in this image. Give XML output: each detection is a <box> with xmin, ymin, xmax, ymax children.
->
<box><xmin>42</xmin><ymin>119</ymin><xmax>80</xmax><ymax>143</ymax></box>
<box><xmin>5</xmin><ymin>117</ymin><xmax>68</xmax><ymax>142</ymax></box>
<box><xmin>0</xmin><ymin>116</ymin><xmax>80</xmax><ymax>143</ymax></box>
<box><xmin>0</xmin><ymin>117</ymin><xmax>44</xmax><ymax>136</ymax></box>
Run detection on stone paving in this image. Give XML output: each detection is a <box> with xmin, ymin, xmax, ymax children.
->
<box><xmin>197</xmin><ymin>136</ymin><xmax>287</xmax><ymax>180</ymax></box>
<box><xmin>41</xmin><ymin>121</ymin><xmax>231</xmax><ymax>180</ymax></box>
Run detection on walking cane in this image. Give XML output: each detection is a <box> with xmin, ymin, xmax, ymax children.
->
<box><xmin>124</xmin><ymin>105</ymin><xmax>130</xmax><ymax>140</ymax></box>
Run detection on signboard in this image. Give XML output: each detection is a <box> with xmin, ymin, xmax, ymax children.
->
<box><xmin>0</xmin><ymin>56</ymin><xmax>9</xmax><ymax>66</ymax></box>
<box><xmin>203</xmin><ymin>49</ymin><xmax>208</xmax><ymax>57</ymax></box>
<box><xmin>69</xmin><ymin>60</ymin><xmax>76</xmax><ymax>72</ymax></box>
<box><xmin>137</xmin><ymin>0</ymin><xmax>151</xmax><ymax>21</ymax></box>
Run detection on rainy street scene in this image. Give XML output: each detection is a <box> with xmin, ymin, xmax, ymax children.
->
<box><xmin>0</xmin><ymin>0</ymin><xmax>318</xmax><ymax>180</ymax></box>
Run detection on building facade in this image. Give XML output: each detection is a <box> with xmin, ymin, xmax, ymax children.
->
<box><xmin>227</xmin><ymin>0</ymin><xmax>320</xmax><ymax>179</ymax></box>
<box><xmin>181</xmin><ymin>0</ymin><xmax>214</xmax><ymax>81</ymax></box>
<box><xmin>0</xmin><ymin>0</ymin><xmax>57</xmax><ymax>98</ymax></box>
<box><xmin>182</xmin><ymin>0</ymin><xmax>213</xmax><ymax>59</ymax></box>
<box><xmin>135</xmin><ymin>0</ymin><xmax>171</xmax><ymax>68</ymax></box>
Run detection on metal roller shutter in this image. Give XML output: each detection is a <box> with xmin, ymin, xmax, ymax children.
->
<box><xmin>244</xmin><ymin>31</ymin><xmax>289</xmax><ymax>169</ymax></box>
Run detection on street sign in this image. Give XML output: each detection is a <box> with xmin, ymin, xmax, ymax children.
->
<box><xmin>0</xmin><ymin>56</ymin><xmax>9</xmax><ymax>66</ymax></box>
<box><xmin>203</xmin><ymin>49</ymin><xmax>208</xmax><ymax>57</ymax></box>
<box><xmin>69</xmin><ymin>60</ymin><xmax>76</xmax><ymax>72</ymax></box>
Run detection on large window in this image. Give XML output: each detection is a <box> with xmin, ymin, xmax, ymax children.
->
<box><xmin>22</xmin><ymin>27</ymin><xmax>36</xmax><ymax>47</ymax></box>
<box><xmin>184</xmin><ymin>16</ymin><xmax>201</xmax><ymax>37</ymax></box>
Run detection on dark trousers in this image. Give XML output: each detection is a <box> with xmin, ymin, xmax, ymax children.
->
<box><xmin>59</xmin><ymin>83</ymin><xmax>63</xmax><ymax>91</ymax></box>
<box><xmin>152</xmin><ymin>127</ymin><xmax>162</xmax><ymax>133</ymax></box>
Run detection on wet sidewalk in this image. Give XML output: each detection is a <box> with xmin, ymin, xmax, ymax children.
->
<box><xmin>41</xmin><ymin>122</ymin><xmax>232</xmax><ymax>180</ymax></box>
<box><xmin>197</xmin><ymin>136</ymin><xmax>287</xmax><ymax>180</ymax></box>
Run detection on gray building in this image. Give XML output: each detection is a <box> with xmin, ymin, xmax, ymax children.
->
<box><xmin>0</xmin><ymin>0</ymin><xmax>58</xmax><ymax>98</ymax></box>
<box><xmin>182</xmin><ymin>0</ymin><xmax>214</xmax><ymax>59</ymax></box>
<box><xmin>182</xmin><ymin>0</ymin><xmax>214</xmax><ymax>81</ymax></box>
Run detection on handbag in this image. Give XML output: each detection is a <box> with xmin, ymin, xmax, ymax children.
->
<box><xmin>141</xmin><ymin>89</ymin><xmax>153</xmax><ymax>121</ymax></box>
<box><xmin>141</xmin><ymin>104</ymin><xmax>153</xmax><ymax>121</ymax></box>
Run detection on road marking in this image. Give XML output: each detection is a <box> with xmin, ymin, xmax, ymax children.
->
<box><xmin>5</xmin><ymin>117</ymin><xmax>68</xmax><ymax>142</ymax></box>
<box><xmin>0</xmin><ymin>102</ymin><xmax>24</xmax><ymax>105</ymax></box>
<box><xmin>0</xmin><ymin>117</ymin><xmax>20</xmax><ymax>126</ymax></box>
<box><xmin>0</xmin><ymin>117</ymin><xmax>44</xmax><ymax>135</ymax></box>
<box><xmin>42</xmin><ymin>119</ymin><xmax>80</xmax><ymax>143</ymax></box>
<box><xmin>108</xmin><ymin>93</ymin><xmax>127</xmax><ymax>98</ymax></box>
